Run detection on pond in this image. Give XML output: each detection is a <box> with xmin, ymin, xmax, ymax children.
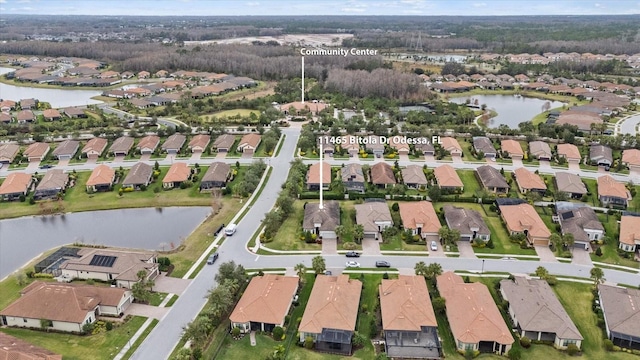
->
<box><xmin>0</xmin><ymin>67</ymin><xmax>104</xmax><ymax>108</ymax></box>
<box><xmin>0</xmin><ymin>206</ymin><xmax>212</xmax><ymax>279</ymax></box>
<box><xmin>449</xmin><ymin>94</ymin><xmax>565</xmax><ymax>129</ymax></box>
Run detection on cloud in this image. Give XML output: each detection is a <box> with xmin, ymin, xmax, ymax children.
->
<box><xmin>473</xmin><ymin>2</ymin><xmax>487</xmax><ymax>7</ymax></box>
<box><xmin>17</xmin><ymin>0</ymin><xmax>31</xmax><ymax>3</ymax></box>
<box><xmin>400</xmin><ymin>0</ymin><xmax>425</xmax><ymax>4</ymax></box>
<box><xmin>594</xmin><ymin>3</ymin><xmax>603</xmax><ymax>7</ymax></box>
<box><xmin>246</xmin><ymin>1</ymin><xmax>260</xmax><ymax>5</ymax></box>
<box><xmin>0</xmin><ymin>0</ymin><xmax>6</xmax><ymax>4</ymax></box>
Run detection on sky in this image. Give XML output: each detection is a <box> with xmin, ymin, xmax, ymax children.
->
<box><xmin>0</xmin><ymin>0</ymin><xmax>639</xmax><ymax>16</ymax></box>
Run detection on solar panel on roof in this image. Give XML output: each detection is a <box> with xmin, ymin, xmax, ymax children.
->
<box><xmin>561</xmin><ymin>212</ymin><xmax>574</xmax><ymax>220</ymax></box>
<box><xmin>89</xmin><ymin>255</ymin><xmax>117</xmax><ymax>267</ymax></box>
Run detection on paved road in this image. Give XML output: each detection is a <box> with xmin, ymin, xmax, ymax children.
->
<box><xmin>616</xmin><ymin>112</ymin><xmax>640</xmax><ymax>135</ymax></box>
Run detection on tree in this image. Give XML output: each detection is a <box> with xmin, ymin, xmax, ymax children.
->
<box><xmin>312</xmin><ymin>256</ymin><xmax>326</xmax><ymax>274</ymax></box>
<box><xmin>432</xmin><ymin>297</ymin><xmax>446</xmax><ymax>313</ymax></box>
<box><xmin>549</xmin><ymin>233</ymin><xmax>562</xmax><ymax>251</ymax></box>
<box><xmin>414</xmin><ymin>261</ymin><xmax>428</xmax><ymax>277</ymax></box>
<box><xmin>428</xmin><ymin>186</ymin><xmax>442</xmax><ymax>202</ymax></box>
<box><xmin>132</xmin><ymin>270</ymin><xmax>153</xmax><ymax>303</ymax></box>
<box><xmin>426</xmin><ymin>263</ymin><xmax>443</xmax><ymax>279</ymax></box>
<box><xmin>438</xmin><ymin>227</ymin><xmax>460</xmax><ymax>245</ymax></box>
<box><xmin>215</xmin><ymin>261</ymin><xmax>247</xmax><ymax>286</ymax></box>
<box><xmin>563</xmin><ymin>233</ymin><xmax>575</xmax><ymax>251</ymax></box>
<box><xmin>272</xmin><ymin>326</ymin><xmax>284</xmax><ymax>340</ymax></box>
<box><xmin>567</xmin><ymin>343</ymin><xmax>579</xmax><ymax>356</ymax></box>
<box><xmin>590</xmin><ymin>267</ymin><xmax>605</xmax><ymax>286</ymax></box>
<box><xmin>334</xmin><ymin>225</ymin><xmax>346</xmax><ymax>240</ymax></box>
<box><xmin>353</xmin><ymin>224</ymin><xmax>364</xmax><ymax>243</ymax></box>
<box><xmin>304</xmin><ymin>336</ymin><xmax>314</xmax><ymax>349</ymax></box>
<box><xmin>14</xmin><ymin>272</ymin><xmax>27</xmax><ymax>286</ymax></box>
<box><xmin>294</xmin><ymin>263</ymin><xmax>306</xmax><ymax>281</ymax></box>
<box><xmin>535</xmin><ymin>266</ymin><xmax>549</xmax><ymax>279</ymax></box>
<box><xmin>182</xmin><ymin>315</ymin><xmax>212</xmax><ymax>346</ymax></box>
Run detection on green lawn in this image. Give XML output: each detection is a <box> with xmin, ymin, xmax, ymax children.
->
<box><xmin>457</xmin><ymin>170</ymin><xmax>480</xmax><ymax>196</ymax></box>
<box><xmin>216</xmin><ymin>333</ymin><xmax>281</xmax><ymax>359</ymax></box>
<box><xmin>0</xmin><ymin>316</ymin><xmax>147</xmax><ymax>360</ymax></box>
<box><xmin>591</xmin><ymin>213</ymin><xmax>639</xmax><ymax>269</ymax></box>
<box><xmin>201</xmin><ymin>109</ymin><xmax>259</xmax><ymax>122</ymax></box>
<box><xmin>148</xmin><ymin>292</ymin><xmax>169</xmax><ymax>306</ymax></box>
<box><xmin>263</xmin><ymin>201</ymin><xmax>321</xmax><ymax>251</ymax></box>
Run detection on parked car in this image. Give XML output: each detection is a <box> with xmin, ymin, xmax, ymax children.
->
<box><xmin>206</xmin><ymin>252</ymin><xmax>219</xmax><ymax>265</ymax></box>
<box><xmin>224</xmin><ymin>223</ymin><xmax>237</xmax><ymax>236</ymax></box>
<box><xmin>345</xmin><ymin>251</ymin><xmax>360</xmax><ymax>258</ymax></box>
<box><xmin>324</xmin><ymin>270</ymin><xmax>332</xmax><ymax>275</ymax></box>
<box><xmin>39</xmin><ymin>164</ymin><xmax>53</xmax><ymax>169</ymax></box>
<box><xmin>345</xmin><ymin>261</ymin><xmax>360</xmax><ymax>268</ymax></box>
<box><xmin>430</xmin><ymin>241</ymin><xmax>438</xmax><ymax>251</ymax></box>
<box><xmin>375</xmin><ymin>261</ymin><xmax>391</xmax><ymax>268</ymax></box>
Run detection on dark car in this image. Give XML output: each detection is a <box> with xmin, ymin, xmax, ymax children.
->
<box><xmin>39</xmin><ymin>164</ymin><xmax>53</xmax><ymax>169</ymax></box>
<box><xmin>206</xmin><ymin>252</ymin><xmax>219</xmax><ymax>265</ymax></box>
<box><xmin>375</xmin><ymin>261</ymin><xmax>391</xmax><ymax>268</ymax></box>
<box><xmin>345</xmin><ymin>251</ymin><xmax>360</xmax><ymax>258</ymax></box>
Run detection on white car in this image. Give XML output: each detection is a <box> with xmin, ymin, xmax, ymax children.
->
<box><xmin>430</xmin><ymin>241</ymin><xmax>438</xmax><ymax>251</ymax></box>
<box><xmin>345</xmin><ymin>261</ymin><xmax>360</xmax><ymax>268</ymax></box>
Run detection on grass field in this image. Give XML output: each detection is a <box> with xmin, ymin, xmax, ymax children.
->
<box><xmin>591</xmin><ymin>213</ymin><xmax>639</xmax><ymax>269</ymax></box>
<box><xmin>0</xmin><ymin>316</ymin><xmax>147</xmax><ymax>360</ymax></box>
<box><xmin>262</xmin><ymin>201</ymin><xmax>321</xmax><ymax>251</ymax></box>
<box><xmin>457</xmin><ymin>170</ymin><xmax>480</xmax><ymax>196</ymax></box>
<box><xmin>200</xmin><ymin>109</ymin><xmax>260</xmax><ymax>122</ymax></box>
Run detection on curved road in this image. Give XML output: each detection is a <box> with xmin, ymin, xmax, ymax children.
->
<box><xmin>131</xmin><ymin>128</ymin><xmax>640</xmax><ymax>360</ymax></box>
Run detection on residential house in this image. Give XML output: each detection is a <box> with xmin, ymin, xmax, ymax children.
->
<box><xmin>501</xmin><ymin>140</ymin><xmax>524</xmax><ymax>159</ymax></box>
<box><xmin>162</xmin><ymin>163</ymin><xmax>190</xmax><ymax>189</ymax></box>
<box><xmin>556</xmin><ymin>143</ymin><xmax>582</xmax><ymax>164</ymax></box>
<box><xmin>500</xmin><ymin>277</ymin><xmax>583</xmax><ymax>349</ymax></box>
<box><xmin>380</xmin><ymin>276</ymin><xmax>440</xmax><ymax>359</ymax></box>
<box><xmin>137</xmin><ymin>71</ymin><xmax>150</xmax><ymax>79</ymax></box>
<box><xmin>16</xmin><ymin>110</ymin><xmax>35</xmax><ymax>123</ymax></box>
<box><xmin>473</xmin><ymin>136</ymin><xmax>496</xmax><ymax>158</ymax></box>
<box><xmin>444</xmin><ymin>205</ymin><xmax>490</xmax><ymax>242</ymax></box>
<box><xmin>43</xmin><ymin>108</ymin><xmax>62</xmax><ymax>121</ymax></box>
<box><xmin>199</xmin><ymin>162</ymin><xmax>231</xmax><ymax>191</ymax></box>
<box><xmin>355</xmin><ymin>201</ymin><xmax>393</xmax><ymax>240</ymax></box>
<box><xmin>555</xmin><ymin>172</ymin><xmax>587</xmax><ymax>199</ymax></box>
<box><xmin>302</xmin><ymin>201</ymin><xmax>341</xmax><ymax>238</ymax></box>
<box><xmin>499</xmin><ymin>203</ymin><xmax>551</xmax><ymax>246</ymax></box>
<box><xmin>556</xmin><ymin>203</ymin><xmax>604</xmax><ymax>250</ymax></box>
<box><xmin>365</xmin><ymin>136</ymin><xmax>385</xmax><ymax>158</ymax></box>
<box><xmin>441</xmin><ymin>137</ymin><xmax>463</xmax><ymax>157</ymax></box>
<box><xmin>389</xmin><ymin>135</ymin><xmax>410</xmax><ymax>155</ymax></box>
<box><xmin>370</xmin><ymin>162</ymin><xmax>396</xmax><ymax>188</ymax></box>
<box><xmin>618</xmin><ymin>215</ymin><xmax>640</xmax><ymax>252</ymax></box>
<box><xmin>0</xmin><ymin>172</ymin><xmax>32</xmax><ymax>201</ymax></box>
<box><xmin>52</xmin><ymin>140</ymin><xmax>79</xmax><ymax>160</ymax></box>
<box><xmin>597</xmin><ymin>175</ymin><xmax>630</xmax><ymax>208</ymax></box>
<box><xmin>433</xmin><ymin>164</ymin><xmax>463</xmax><ymax>191</ymax></box>
<box><xmin>0</xmin><ymin>143</ymin><xmax>20</xmax><ymax>164</ymax></box>
<box><xmin>212</xmin><ymin>134</ymin><xmax>236</xmax><ymax>153</ymax></box>
<box><xmin>436</xmin><ymin>272</ymin><xmax>513</xmax><ymax>355</ymax></box>
<box><xmin>122</xmin><ymin>162</ymin><xmax>153</xmax><ymax>190</ymax></box>
<box><xmin>85</xmin><ymin>164</ymin><xmax>116</xmax><ymax>192</ymax></box>
<box><xmin>416</xmin><ymin>141</ymin><xmax>435</xmax><ymax>156</ymax></box>
<box><xmin>299</xmin><ymin>275</ymin><xmax>363</xmax><ymax>355</ymax></box>
<box><xmin>399</xmin><ymin>201</ymin><xmax>440</xmax><ymax>241</ymax></box>
<box><xmin>279</xmin><ymin>101</ymin><xmax>328</xmax><ymax>115</ymax></box>
<box><xmin>0</xmin><ymin>99</ymin><xmax>16</xmax><ymax>112</ymax></box>
<box><xmin>188</xmin><ymin>134</ymin><xmax>211</xmax><ymax>153</ymax></box>
<box><xmin>109</xmin><ymin>136</ymin><xmax>134</xmax><ymax>157</ymax></box>
<box><xmin>62</xmin><ymin>107</ymin><xmax>86</xmax><ymax>118</ymax></box>
<box><xmin>622</xmin><ymin>149</ymin><xmax>640</xmax><ymax>169</ymax></box>
<box><xmin>598</xmin><ymin>284</ymin><xmax>640</xmax><ymax>349</ymax></box>
<box><xmin>529</xmin><ymin>141</ymin><xmax>552</xmax><ymax>160</ymax></box>
<box><xmin>59</xmin><ymin>248</ymin><xmax>158</xmax><ymax>288</ymax></box>
<box><xmin>476</xmin><ymin>165</ymin><xmax>509</xmax><ymax>194</ymax></box>
<box><xmin>0</xmin><ymin>112</ymin><xmax>12</xmax><ymax>123</ymax></box>
<box><xmin>0</xmin><ymin>332</ymin><xmax>62</xmax><ymax>360</ymax></box>
<box><xmin>81</xmin><ymin>137</ymin><xmax>108</xmax><ymax>159</ymax></box>
<box><xmin>19</xmin><ymin>98</ymin><xmax>37</xmax><ymax>110</ymax></box>
<box><xmin>513</xmin><ymin>167</ymin><xmax>547</xmax><ymax>194</ymax></box>
<box><xmin>590</xmin><ymin>145</ymin><xmax>613</xmax><ymax>169</ymax></box>
<box><xmin>161</xmin><ymin>134</ymin><xmax>186</xmax><ymax>155</ymax></box>
<box><xmin>0</xmin><ymin>282</ymin><xmax>132</xmax><ymax>333</ymax></box>
<box><xmin>401</xmin><ymin>165</ymin><xmax>427</xmax><ymax>189</ymax></box>
<box><xmin>23</xmin><ymin>142</ymin><xmax>50</xmax><ymax>162</ymax></box>
<box><xmin>341</xmin><ymin>163</ymin><xmax>365</xmax><ymax>194</ymax></box>
<box><xmin>137</xmin><ymin>135</ymin><xmax>160</xmax><ymax>155</ymax></box>
<box><xmin>306</xmin><ymin>162</ymin><xmax>332</xmax><ymax>191</ymax></box>
<box><xmin>342</xmin><ymin>136</ymin><xmax>360</xmax><ymax>157</ymax></box>
<box><xmin>229</xmin><ymin>275</ymin><xmax>299</xmax><ymax>333</ymax></box>
<box><xmin>34</xmin><ymin>169</ymin><xmax>68</xmax><ymax>200</ymax></box>
<box><xmin>237</xmin><ymin>133</ymin><xmax>261</xmax><ymax>154</ymax></box>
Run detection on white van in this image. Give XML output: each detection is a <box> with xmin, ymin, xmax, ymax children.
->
<box><xmin>224</xmin><ymin>223</ymin><xmax>237</xmax><ymax>236</ymax></box>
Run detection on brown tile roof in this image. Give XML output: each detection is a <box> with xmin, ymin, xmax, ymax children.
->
<box><xmin>500</xmin><ymin>203</ymin><xmax>551</xmax><ymax>239</ymax></box>
<box><xmin>398</xmin><ymin>201</ymin><xmax>440</xmax><ymax>233</ymax></box>
<box><xmin>212</xmin><ymin>134</ymin><xmax>236</xmax><ymax>150</ymax></box>
<box><xmin>86</xmin><ymin>164</ymin><xmax>115</xmax><ymax>187</ymax></box>
<box><xmin>0</xmin><ymin>143</ymin><xmax>20</xmax><ymax>162</ymax></box>
<box><xmin>229</xmin><ymin>274</ymin><xmax>298</xmax><ymax>325</ymax></box>
<box><xmin>36</xmin><ymin>169</ymin><xmax>68</xmax><ymax>191</ymax></box>
<box><xmin>555</xmin><ymin>172</ymin><xmax>587</xmax><ymax>195</ymax></box>
<box><xmin>52</xmin><ymin>139</ymin><xmax>79</xmax><ymax>157</ymax></box>
<box><xmin>476</xmin><ymin>165</ymin><xmax>509</xmax><ymax>190</ymax></box>
<box><xmin>514</xmin><ymin>167</ymin><xmax>546</xmax><ymax>191</ymax></box>
<box><xmin>379</xmin><ymin>275</ymin><xmax>437</xmax><ymax>331</ymax></box>
<box><xmin>188</xmin><ymin>134</ymin><xmax>210</xmax><ymax>151</ymax></box>
<box><xmin>371</xmin><ymin>162</ymin><xmax>396</xmax><ymax>185</ymax></box>
<box><xmin>401</xmin><ymin>165</ymin><xmax>427</xmax><ymax>185</ymax></box>
<box><xmin>341</xmin><ymin>163</ymin><xmax>364</xmax><ymax>183</ymax></box>
<box><xmin>161</xmin><ymin>134</ymin><xmax>186</xmax><ymax>151</ymax></box>
<box><xmin>0</xmin><ymin>281</ymin><xmax>129</xmax><ymax>324</ymax></box>
<box><xmin>60</xmin><ymin>248</ymin><xmax>156</xmax><ymax>281</ymax></box>
<box><xmin>441</xmin><ymin>137</ymin><xmax>462</xmax><ymax>153</ymax></box>
<box><xmin>62</xmin><ymin>107</ymin><xmax>85</xmax><ymax>117</ymax></box>
<box><xmin>109</xmin><ymin>136</ymin><xmax>134</xmax><ymax>154</ymax></box>
<box><xmin>444</xmin><ymin>205</ymin><xmax>490</xmax><ymax>237</ymax></box>
<box><xmin>23</xmin><ymin>142</ymin><xmax>50</xmax><ymax>158</ymax></box>
<box><xmin>529</xmin><ymin>141</ymin><xmax>552</xmax><ymax>159</ymax></box>
<box><xmin>163</xmin><ymin>162</ymin><xmax>190</xmax><ymax>183</ymax></box>
<box><xmin>619</xmin><ymin>216</ymin><xmax>640</xmax><ymax>246</ymax></box>
<box><xmin>597</xmin><ymin>175</ymin><xmax>629</xmax><ymax>199</ymax></box>
<box><xmin>355</xmin><ymin>202</ymin><xmax>393</xmax><ymax>233</ymax></box>
<box><xmin>201</xmin><ymin>162</ymin><xmax>231</xmax><ymax>183</ymax></box>
<box><xmin>501</xmin><ymin>140</ymin><xmax>523</xmax><ymax>157</ymax></box>
<box><xmin>16</xmin><ymin>110</ymin><xmax>34</xmax><ymax>122</ymax></box>
<box><xmin>299</xmin><ymin>275</ymin><xmax>362</xmax><ymax>334</ymax></box>
<box><xmin>280</xmin><ymin>101</ymin><xmax>328</xmax><ymax>114</ymax></box>
<box><xmin>437</xmin><ymin>272</ymin><xmax>513</xmax><ymax>346</ymax></box>
<box><xmin>0</xmin><ymin>332</ymin><xmax>62</xmax><ymax>360</ymax></box>
<box><xmin>0</xmin><ymin>172</ymin><xmax>31</xmax><ymax>196</ymax></box>
<box><xmin>238</xmin><ymin>133</ymin><xmax>261</xmax><ymax>149</ymax></box>
<box><xmin>122</xmin><ymin>162</ymin><xmax>153</xmax><ymax>186</ymax></box>
<box><xmin>557</xmin><ymin>144</ymin><xmax>581</xmax><ymax>161</ymax></box>
<box><xmin>42</xmin><ymin>109</ymin><xmax>62</xmax><ymax>119</ymax></box>
<box><xmin>598</xmin><ymin>284</ymin><xmax>640</xmax><ymax>339</ymax></box>
<box><xmin>434</xmin><ymin>164</ymin><xmax>463</xmax><ymax>188</ymax></box>
<box><xmin>137</xmin><ymin>135</ymin><xmax>160</xmax><ymax>151</ymax></box>
<box><xmin>82</xmin><ymin>137</ymin><xmax>108</xmax><ymax>155</ymax></box>
<box><xmin>303</xmin><ymin>201</ymin><xmax>341</xmax><ymax>232</ymax></box>
<box><xmin>558</xmin><ymin>206</ymin><xmax>604</xmax><ymax>243</ymax></box>
<box><xmin>473</xmin><ymin>136</ymin><xmax>495</xmax><ymax>154</ymax></box>
<box><xmin>622</xmin><ymin>149</ymin><xmax>640</xmax><ymax>167</ymax></box>
<box><xmin>307</xmin><ymin>162</ymin><xmax>332</xmax><ymax>186</ymax></box>
<box><xmin>500</xmin><ymin>277</ymin><xmax>582</xmax><ymax>340</ymax></box>
<box><xmin>0</xmin><ymin>112</ymin><xmax>11</xmax><ymax>123</ymax></box>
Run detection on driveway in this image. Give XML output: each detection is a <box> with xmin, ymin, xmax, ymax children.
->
<box><xmin>512</xmin><ymin>158</ymin><xmax>523</xmax><ymax>167</ymax></box>
<box><xmin>140</xmin><ymin>154</ymin><xmax>151</xmax><ymax>161</ymax></box>
<box><xmin>362</xmin><ymin>238</ymin><xmax>381</xmax><ymax>256</ymax></box>
<box><xmin>399</xmin><ymin>154</ymin><xmax>410</xmax><ymax>162</ymax></box>
<box><xmin>321</xmin><ymin>238</ymin><xmax>337</xmax><ymax>255</ymax></box>
<box><xmin>27</xmin><ymin>161</ymin><xmax>40</xmax><ymax>170</ymax></box>
<box><xmin>539</xmin><ymin>160</ymin><xmax>551</xmax><ymax>169</ymax></box>
<box><xmin>85</xmin><ymin>157</ymin><xmax>97</xmax><ymax>165</ymax></box>
<box><xmin>568</xmin><ymin>160</ymin><xmax>580</xmax><ymax>171</ymax></box>
<box><xmin>429</xmin><ymin>243</ymin><xmax>446</xmax><ymax>257</ymax></box>
<box><xmin>215</xmin><ymin>152</ymin><xmax>227</xmax><ymax>159</ymax></box>
<box><xmin>241</xmin><ymin>152</ymin><xmax>254</xmax><ymax>159</ymax></box>
<box><xmin>125</xmin><ymin>303</ymin><xmax>169</xmax><ymax>320</ymax></box>
<box><xmin>190</xmin><ymin>152</ymin><xmax>202</xmax><ymax>161</ymax></box>
<box><xmin>534</xmin><ymin>245</ymin><xmax>558</xmax><ymax>262</ymax></box>
<box><xmin>57</xmin><ymin>159</ymin><xmax>70</xmax><ymax>167</ymax></box>
<box><xmin>424</xmin><ymin>155</ymin><xmax>436</xmax><ymax>162</ymax></box>
<box><xmin>458</xmin><ymin>242</ymin><xmax>477</xmax><ymax>258</ymax></box>
<box><xmin>452</xmin><ymin>155</ymin><xmax>463</xmax><ymax>163</ymax></box>
<box><xmin>153</xmin><ymin>274</ymin><xmax>191</xmax><ymax>295</ymax></box>
<box><xmin>113</xmin><ymin>155</ymin><xmax>125</xmax><ymax>163</ymax></box>
<box><xmin>571</xmin><ymin>248</ymin><xmax>593</xmax><ymax>266</ymax></box>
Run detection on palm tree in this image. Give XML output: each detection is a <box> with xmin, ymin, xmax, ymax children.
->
<box><xmin>334</xmin><ymin>225</ymin><xmax>346</xmax><ymax>241</ymax></box>
<box><xmin>535</xmin><ymin>266</ymin><xmax>549</xmax><ymax>279</ymax></box>
<box><xmin>590</xmin><ymin>267</ymin><xmax>605</xmax><ymax>286</ymax></box>
<box><xmin>414</xmin><ymin>261</ymin><xmax>428</xmax><ymax>277</ymax></box>
<box><xmin>294</xmin><ymin>263</ymin><xmax>306</xmax><ymax>283</ymax></box>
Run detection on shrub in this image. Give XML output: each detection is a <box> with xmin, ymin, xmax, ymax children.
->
<box><xmin>567</xmin><ymin>343</ymin><xmax>579</xmax><ymax>356</ymax></box>
<box><xmin>19</xmin><ymin>194</ymin><xmax>26</xmax><ymax>202</ymax></box>
<box><xmin>272</xmin><ymin>326</ymin><xmax>284</xmax><ymax>341</ymax></box>
<box><xmin>508</xmin><ymin>347</ymin><xmax>522</xmax><ymax>360</ymax></box>
<box><xmin>604</xmin><ymin>339</ymin><xmax>614</xmax><ymax>351</ymax></box>
<box><xmin>361</xmin><ymin>304</ymin><xmax>369</xmax><ymax>313</ymax></box>
<box><xmin>33</xmin><ymin>273</ymin><xmax>54</xmax><ymax>279</ymax></box>
<box><xmin>369</xmin><ymin>317</ymin><xmax>378</xmax><ymax>338</ymax></box>
<box><xmin>342</xmin><ymin>242</ymin><xmax>357</xmax><ymax>250</ymax></box>
<box><xmin>232</xmin><ymin>326</ymin><xmax>241</xmax><ymax>337</ymax></box>
<box><xmin>464</xmin><ymin>348</ymin><xmax>475</xmax><ymax>360</ymax></box>
<box><xmin>595</xmin><ymin>247</ymin><xmax>603</xmax><ymax>256</ymax></box>
<box><xmin>304</xmin><ymin>336</ymin><xmax>314</xmax><ymax>349</ymax></box>
<box><xmin>383</xmin><ymin>272</ymin><xmax>389</xmax><ymax>279</ymax></box>
<box><xmin>29</xmin><ymin>196</ymin><xmax>35</xmax><ymax>205</ymax></box>
<box><xmin>546</xmin><ymin>276</ymin><xmax>558</xmax><ymax>286</ymax></box>
<box><xmin>391</xmin><ymin>202</ymin><xmax>399</xmax><ymax>211</ymax></box>
<box><xmin>86</xmin><ymin>279</ymin><xmax>95</xmax><ymax>285</ymax></box>
<box><xmin>153</xmin><ymin>186</ymin><xmax>161</xmax><ymax>193</ymax></box>
<box><xmin>105</xmin><ymin>322</ymin><xmax>113</xmax><ymax>331</ymax></box>
<box><xmin>520</xmin><ymin>336</ymin><xmax>531</xmax><ymax>348</ymax></box>
<box><xmin>352</xmin><ymin>332</ymin><xmax>367</xmax><ymax>347</ymax></box>
<box><xmin>82</xmin><ymin>323</ymin><xmax>95</xmax><ymax>334</ymax></box>
<box><xmin>486</xmin><ymin>239</ymin><xmax>494</xmax><ymax>249</ymax></box>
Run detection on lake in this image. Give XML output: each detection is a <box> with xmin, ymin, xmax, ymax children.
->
<box><xmin>0</xmin><ymin>206</ymin><xmax>212</xmax><ymax>279</ymax></box>
<box><xmin>449</xmin><ymin>94</ymin><xmax>564</xmax><ymax>129</ymax></box>
<box><xmin>0</xmin><ymin>67</ymin><xmax>104</xmax><ymax>108</ymax></box>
